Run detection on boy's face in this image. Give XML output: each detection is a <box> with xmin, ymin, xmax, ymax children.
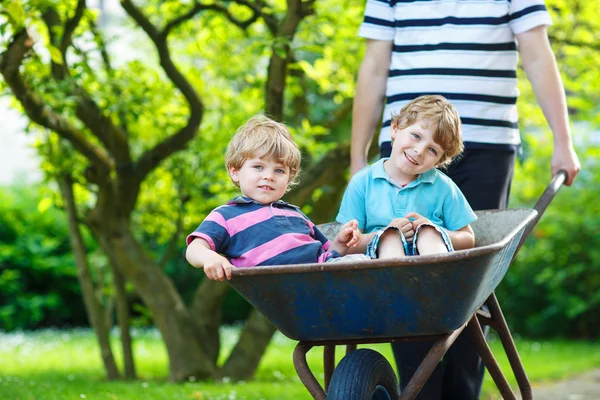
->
<box><xmin>387</xmin><ymin>119</ymin><xmax>444</xmax><ymax>182</ymax></box>
<box><xmin>229</xmin><ymin>156</ymin><xmax>291</xmax><ymax>205</ymax></box>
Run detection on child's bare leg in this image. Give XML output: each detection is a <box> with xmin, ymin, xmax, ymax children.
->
<box><xmin>377</xmin><ymin>230</ymin><xmax>406</xmax><ymax>259</ymax></box>
<box><xmin>415</xmin><ymin>226</ymin><xmax>448</xmax><ymax>256</ymax></box>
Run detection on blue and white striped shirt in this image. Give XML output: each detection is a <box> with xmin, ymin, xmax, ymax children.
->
<box><xmin>358</xmin><ymin>0</ymin><xmax>552</xmax><ymax>148</ymax></box>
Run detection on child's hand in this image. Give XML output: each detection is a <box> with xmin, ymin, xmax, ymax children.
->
<box><xmin>338</xmin><ymin>219</ymin><xmax>361</xmax><ymax>248</ymax></box>
<box><xmin>405</xmin><ymin>212</ymin><xmax>432</xmax><ymax>230</ymax></box>
<box><xmin>203</xmin><ymin>253</ymin><xmax>235</xmax><ymax>281</ymax></box>
<box><xmin>388</xmin><ymin>217</ymin><xmax>414</xmax><ymax>241</ymax></box>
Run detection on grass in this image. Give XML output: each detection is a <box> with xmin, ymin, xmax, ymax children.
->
<box><xmin>1</xmin><ymin>328</ymin><xmax>599</xmax><ymax>400</ymax></box>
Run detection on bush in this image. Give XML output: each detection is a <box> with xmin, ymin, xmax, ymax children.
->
<box><xmin>0</xmin><ymin>185</ymin><xmax>88</xmax><ymax>330</ymax></box>
<box><xmin>497</xmin><ymin>129</ymin><xmax>600</xmax><ymax>338</ymax></box>
<box><xmin>0</xmin><ymin>185</ymin><xmax>250</xmax><ymax>331</ymax></box>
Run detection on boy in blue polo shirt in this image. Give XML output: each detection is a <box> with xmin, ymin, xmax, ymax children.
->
<box><xmin>337</xmin><ymin>95</ymin><xmax>477</xmax><ymax>258</ymax></box>
<box><xmin>186</xmin><ymin>115</ymin><xmax>363</xmax><ymax>281</ymax></box>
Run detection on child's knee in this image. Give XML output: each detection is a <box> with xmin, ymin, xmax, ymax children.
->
<box><xmin>377</xmin><ymin>229</ymin><xmax>406</xmax><ymax>258</ymax></box>
<box><xmin>415</xmin><ymin>225</ymin><xmax>448</xmax><ymax>255</ymax></box>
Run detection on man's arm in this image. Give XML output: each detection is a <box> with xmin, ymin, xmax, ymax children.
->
<box><xmin>351</xmin><ymin>39</ymin><xmax>393</xmax><ymax>176</ymax></box>
<box><xmin>517</xmin><ymin>26</ymin><xmax>581</xmax><ymax>185</ymax></box>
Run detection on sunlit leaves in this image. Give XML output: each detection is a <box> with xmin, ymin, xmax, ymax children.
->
<box><xmin>499</xmin><ymin>129</ymin><xmax>600</xmax><ymax>337</ymax></box>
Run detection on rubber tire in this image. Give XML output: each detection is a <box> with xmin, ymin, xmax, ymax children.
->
<box><xmin>327</xmin><ymin>349</ymin><xmax>400</xmax><ymax>400</ymax></box>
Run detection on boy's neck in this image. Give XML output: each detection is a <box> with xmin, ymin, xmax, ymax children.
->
<box><xmin>383</xmin><ymin>160</ymin><xmax>418</xmax><ymax>186</ymax></box>
<box><xmin>238</xmin><ymin>194</ymin><xmax>281</xmax><ymax>206</ymax></box>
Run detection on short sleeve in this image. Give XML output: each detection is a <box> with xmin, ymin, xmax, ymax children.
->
<box><xmin>358</xmin><ymin>0</ymin><xmax>395</xmax><ymax>41</ymax></box>
<box><xmin>509</xmin><ymin>0</ymin><xmax>552</xmax><ymax>35</ymax></box>
<box><xmin>336</xmin><ymin>174</ymin><xmax>368</xmax><ymax>231</ymax></box>
<box><xmin>441</xmin><ymin>183</ymin><xmax>478</xmax><ymax>232</ymax></box>
<box><xmin>186</xmin><ymin>209</ymin><xmax>231</xmax><ymax>254</ymax></box>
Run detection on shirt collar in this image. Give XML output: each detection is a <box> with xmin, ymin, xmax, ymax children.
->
<box><xmin>372</xmin><ymin>158</ymin><xmax>437</xmax><ymax>186</ymax></box>
<box><xmin>227</xmin><ymin>196</ymin><xmax>300</xmax><ymax>210</ymax></box>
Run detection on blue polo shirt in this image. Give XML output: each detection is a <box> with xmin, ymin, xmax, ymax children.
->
<box><xmin>336</xmin><ymin>159</ymin><xmax>477</xmax><ymax>233</ymax></box>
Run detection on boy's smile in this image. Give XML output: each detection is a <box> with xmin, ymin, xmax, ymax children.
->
<box><xmin>229</xmin><ymin>156</ymin><xmax>291</xmax><ymax>205</ymax></box>
<box><xmin>385</xmin><ymin>119</ymin><xmax>444</xmax><ymax>184</ymax></box>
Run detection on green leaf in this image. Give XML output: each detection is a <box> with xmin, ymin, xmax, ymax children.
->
<box><xmin>48</xmin><ymin>45</ymin><xmax>63</xmax><ymax>65</ymax></box>
<box><xmin>5</xmin><ymin>2</ymin><xmax>26</xmax><ymax>28</ymax></box>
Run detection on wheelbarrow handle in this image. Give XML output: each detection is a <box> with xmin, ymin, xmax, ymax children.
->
<box><xmin>514</xmin><ymin>169</ymin><xmax>567</xmax><ymax>255</ymax></box>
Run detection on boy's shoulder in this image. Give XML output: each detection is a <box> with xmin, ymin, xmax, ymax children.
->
<box><xmin>432</xmin><ymin>168</ymin><xmax>462</xmax><ymax>188</ymax></box>
<box><xmin>208</xmin><ymin>197</ymin><xmax>259</xmax><ymax>219</ymax></box>
<box><xmin>217</xmin><ymin>196</ymin><xmax>303</xmax><ymax>215</ymax></box>
<box><xmin>353</xmin><ymin>159</ymin><xmax>384</xmax><ymax>182</ymax></box>
<box><xmin>429</xmin><ymin>168</ymin><xmax>453</xmax><ymax>184</ymax></box>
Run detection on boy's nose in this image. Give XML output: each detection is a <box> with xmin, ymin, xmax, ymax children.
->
<box><xmin>263</xmin><ymin>171</ymin><xmax>274</xmax><ymax>180</ymax></box>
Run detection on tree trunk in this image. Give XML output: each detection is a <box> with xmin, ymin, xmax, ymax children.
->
<box><xmin>57</xmin><ymin>175</ymin><xmax>121</xmax><ymax>380</ymax></box>
<box><xmin>190</xmin><ymin>279</ymin><xmax>231</xmax><ymax>365</ymax></box>
<box><xmin>218</xmin><ymin>310</ymin><xmax>277</xmax><ymax>380</ymax></box>
<box><xmin>111</xmin><ymin>265</ymin><xmax>136</xmax><ymax>379</ymax></box>
<box><xmin>89</xmin><ymin>211</ymin><xmax>215</xmax><ymax>381</ymax></box>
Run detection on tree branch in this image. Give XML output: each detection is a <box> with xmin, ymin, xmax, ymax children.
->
<box><xmin>231</xmin><ymin>0</ymin><xmax>278</xmax><ymax>34</ymax></box>
<box><xmin>61</xmin><ymin>0</ymin><xmax>87</xmax><ymax>53</ymax></box>
<box><xmin>158</xmin><ymin>199</ymin><xmax>185</xmax><ymax>268</ymax></box>
<box><xmin>163</xmin><ymin>2</ymin><xmax>260</xmax><ymax>36</ymax></box>
<box><xmin>43</xmin><ymin>6</ymin><xmax>131</xmax><ymax>165</ymax></box>
<box><xmin>299</xmin><ymin>0</ymin><xmax>316</xmax><ymax>18</ymax></box>
<box><xmin>0</xmin><ymin>30</ymin><xmax>114</xmax><ymax>172</ymax></box>
<box><xmin>121</xmin><ymin>0</ymin><xmax>204</xmax><ymax>190</ymax></box>
<box><xmin>548</xmin><ymin>34</ymin><xmax>600</xmax><ymax>52</ymax></box>
<box><xmin>89</xmin><ymin>19</ymin><xmax>129</xmax><ymax>133</ymax></box>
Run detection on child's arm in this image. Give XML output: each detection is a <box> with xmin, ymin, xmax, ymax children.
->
<box><xmin>445</xmin><ymin>225</ymin><xmax>475</xmax><ymax>250</ymax></box>
<box><xmin>186</xmin><ymin>238</ymin><xmax>234</xmax><ymax>281</ymax></box>
<box><xmin>330</xmin><ymin>219</ymin><xmax>362</xmax><ymax>256</ymax></box>
<box><xmin>405</xmin><ymin>212</ymin><xmax>475</xmax><ymax>250</ymax></box>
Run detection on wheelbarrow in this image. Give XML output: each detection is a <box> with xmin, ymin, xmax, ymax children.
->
<box><xmin>228</xmin><ymin>171</ymin><xmax>567</xmax><ymax>399</ymax></box>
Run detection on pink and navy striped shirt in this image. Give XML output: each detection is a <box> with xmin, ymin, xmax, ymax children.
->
<box><xmin>186</xmin><ymin>196</ymin><xmax>337</xmax><ymax>267</ymax></box>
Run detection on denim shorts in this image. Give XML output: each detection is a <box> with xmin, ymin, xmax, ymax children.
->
<box><xmin>366</xmin><ymin>223</ymin><xmax>453</xmax><ymax>258</ymax></box>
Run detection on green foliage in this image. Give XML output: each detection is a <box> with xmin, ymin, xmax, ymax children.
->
<box><xmin>1</xmin><ymin>0</ymin><xmax>599</xmax><ymax>343</ymax></box>
<box><xmin>0</xmin><ymin>185</ymin><xmax>88</xmax><ymax>331</ymax></box>
<box><xmin>498</xmin><ymin>127</ymin><xmax>600</xmax><ymax>338</ymax></box>
<box><xmin>1</xmin><ymin>328</ymin><xmax>600</xmax><ymax>399</ymax></box>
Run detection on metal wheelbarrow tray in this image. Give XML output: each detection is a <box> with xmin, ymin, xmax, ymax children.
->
<box><xmin>228</xmin><ymin>172</ymin><xmax>566</xmax><ymax>400</ymax></box>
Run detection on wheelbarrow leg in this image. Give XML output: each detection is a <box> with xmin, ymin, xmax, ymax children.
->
<box><xmin>484</xmin><ymin>293</ymin><xmax>532</xmax><ymax>400</ymax></box>
<box><xmin>294</xmin><ymin>342</ymin><xmax>326</xmax><ymax>400</ymax></box>
<box><xmin>400</xmin><ymin>323</ymin><xmax>467</xmax><ymax>400</ymax></box>
<box><xmin>324</xmin><ymin>345</ymin><xmax>335</xmax><ymax>392</ymax></box>
<box><xmin>468</xmin><ymin>314</ymin><xmax>517</xmax><ymax>400</ymax></box>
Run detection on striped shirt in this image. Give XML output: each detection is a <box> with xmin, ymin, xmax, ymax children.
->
<box><xmin>186</xmin><ymin>197</ymin><xmax>335</xmax><ymax>267</ymax></box>
<box><xmin>358</xmin><ymin>0</ymin><xmax>552</xmax><ymax>148</ymax></box>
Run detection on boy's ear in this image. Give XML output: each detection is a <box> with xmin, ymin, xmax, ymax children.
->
<box><xmin>228</xmin><ymin>165</ymin><xmax>240</xmax><ymax>183</ymax></box>
<box><xmin>390</xmin><ymin>123</ymin><xmax>397</xmax><ymax>141</ymax></box>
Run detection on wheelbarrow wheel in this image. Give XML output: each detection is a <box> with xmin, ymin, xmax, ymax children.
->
<box><xmin>327</xmin><ymin>349</ymin><xmax>399</xmax><ymax>400</ymax></box>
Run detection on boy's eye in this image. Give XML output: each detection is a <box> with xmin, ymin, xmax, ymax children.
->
<box><xmin>411</xmin><ymin>133</ymin><xmax>420</xmax><ymax>140</ymax></box>
<box><xmin>275</xmin><ymin>169</ymin><xmax>285</xmax><ymax>174</ymax></box>
<box><xmin>428</xmin><ymin>147</ymin><xmax>438</xmax><ymax>155</ymax></box>
<box><xmin>253</xmin><ymin>165</ymin><xmax>263</xmax><ymax>170</ymax></box>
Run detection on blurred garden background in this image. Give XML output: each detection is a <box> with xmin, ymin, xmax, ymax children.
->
<box><xmin>0</xmin><ymin>0</ymin><xmax>599</xmax><ymax>399</ymax></box>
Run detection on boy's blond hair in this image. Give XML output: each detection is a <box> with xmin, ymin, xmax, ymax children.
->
<box><xmin>225</xmin><ymin>115</ymin><xmax>302</xmax><ymax>189</ymax></box>
<box><xmin>391</xmin><ymin>95</ymin><xmax>463</xmax><ymax>167</ymax></box>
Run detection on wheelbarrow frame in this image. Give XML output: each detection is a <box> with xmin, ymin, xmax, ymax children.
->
<box><xmin>231</xmin><ymin>171</ymin><xmax>567</xmax><ymax>399</ymax></box>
